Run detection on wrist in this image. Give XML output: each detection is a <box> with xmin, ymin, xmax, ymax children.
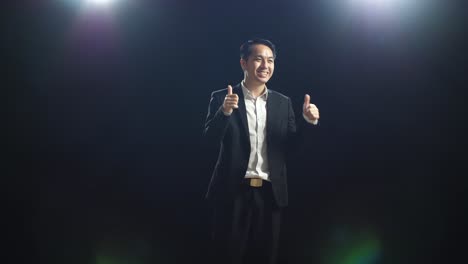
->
<box><xmin>222</xmin><ymin>106</ymin><xmax>233</xmax><ymax>116</ymax></box>
<box><xmin>303</xmin><ymin>113</ymin><xmax>318</xmax><ymax>125</ymax></box>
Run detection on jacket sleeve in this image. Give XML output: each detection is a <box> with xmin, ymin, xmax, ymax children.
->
<box><xmin>287</xmin><ymin>97</ymin><xmax>297</xmax><ymax>138</ymax></box>
<box><xmin>203</xmin><ymin>92</ymin><xmax>231</xmax><ymax>147</ymax></box>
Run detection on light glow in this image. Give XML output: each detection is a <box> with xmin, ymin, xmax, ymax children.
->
<box><xmin>87</xmin><ymin>0</ymin><xmax>114</xmax><ymax>6</ymax></box>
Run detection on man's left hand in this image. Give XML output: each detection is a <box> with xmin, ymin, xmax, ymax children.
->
<box><xmin>303</xmin><ymin>94</ymin><xmax>320</xmax><ymax>122</ymax></box>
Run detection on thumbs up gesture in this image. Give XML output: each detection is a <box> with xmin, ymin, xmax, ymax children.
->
<box><xmin>303</xmin><ymin>94</ymin><xmax>319</xmax><ymax>122</ymax></box>
<box><xmin>222</xmin><ymin>85</ymin><xmax>239</xmax><ymax>114</ymax></box>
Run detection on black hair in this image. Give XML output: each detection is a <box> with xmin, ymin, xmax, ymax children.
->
<box><xmin>240</xmin><ymin>39</ymin><xmax>277</xmax><ymax>61</ymax></box>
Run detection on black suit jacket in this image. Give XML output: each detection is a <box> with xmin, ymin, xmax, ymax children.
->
<box><xmin>203</xmin><ymin>83</ymin><xmax>311</xmax><ymax>207</ymax></box>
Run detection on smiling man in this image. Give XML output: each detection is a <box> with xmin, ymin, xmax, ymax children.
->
<box><xmin>203</xmin><ymin>39</ymin><xmax>320</xmax><ymax>264</ymax></box>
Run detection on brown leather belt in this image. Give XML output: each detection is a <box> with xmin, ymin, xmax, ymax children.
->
<box><xmin>248</xmin><ymin>178</ymin><xmax>263</xmax><ymax>187</ymax></box>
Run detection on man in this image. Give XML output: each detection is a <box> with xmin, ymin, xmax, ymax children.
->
<box><xmin>203</xmin><ymin>39</ymin><xmax>319</xmax><ymax>264</ymax></box>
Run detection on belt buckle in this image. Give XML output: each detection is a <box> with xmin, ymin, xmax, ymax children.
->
<box><xmin>249</xmin><ymin>178</ymin><xmax>263</xmax><ymax>187</ymax></box>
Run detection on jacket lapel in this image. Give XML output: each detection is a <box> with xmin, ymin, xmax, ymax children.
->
<box><xmin>234</xmin><ymin>84</ymin><xmax>250</xmax><ymax>143</ymax></box>
<box><xmin>266</xmin><ymin>91</ymin><xmax>281</xmax><ymax>146</ymax></box>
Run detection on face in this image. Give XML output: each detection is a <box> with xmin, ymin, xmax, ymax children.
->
<box><xmin>241</xmin><ymin>44</ymin><xmax>275</xmax><ymax>86</ymax></box>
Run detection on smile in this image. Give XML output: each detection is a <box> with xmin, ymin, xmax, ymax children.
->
<box><xmin>257</xmin><ymin>71</ymin><xmax>269</xmax><ymax>77</ymax></box>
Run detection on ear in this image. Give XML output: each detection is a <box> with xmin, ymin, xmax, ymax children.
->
<box><xmin>240</xmin><ymin>58</ymin><xmax>247</xmax><ymax>71</ymax></box>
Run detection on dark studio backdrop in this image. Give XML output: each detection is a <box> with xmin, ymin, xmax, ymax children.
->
<box><xmin>5</xmin><ymin>0</ymin><xmax>466</xmax><ymax>263</ymax></box>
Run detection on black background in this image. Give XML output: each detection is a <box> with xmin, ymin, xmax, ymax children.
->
<box><xmin>5</xmin><ymin>0</ymin><xmax>466</xmax><ymax>263</ymax></box>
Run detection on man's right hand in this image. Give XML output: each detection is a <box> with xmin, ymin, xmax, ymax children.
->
<box><xmin>222</xmin><ymin>85</ymin><xmax>239</xmax><ymax>115</ymax></box>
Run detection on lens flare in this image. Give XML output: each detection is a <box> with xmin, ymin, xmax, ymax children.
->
<box><xmin>321</xmin><ymin>227</ymin><xmax>382</xmax><ymax>264</ymax></box>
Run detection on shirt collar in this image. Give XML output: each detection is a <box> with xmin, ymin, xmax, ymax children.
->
<box><xmin>241</xmin><ymin>81</ymin><xmax>269</xmax><ymax>100</ymax></box>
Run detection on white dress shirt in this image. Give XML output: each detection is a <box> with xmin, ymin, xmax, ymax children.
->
<box><xmin>223</xmin><ymin>82</ymin><xmax>318</xmax><ymax>181</ymax></box>
<box><xmin>241</xmin><ymin>82</ymin><xmax>270</xmax><ymax>181</ymax></box>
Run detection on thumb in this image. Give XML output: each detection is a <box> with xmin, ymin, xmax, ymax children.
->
<box><xmin>304</xmin><ymin>94</ymin><xmax>310</xmax><ymax>106</ymax></box>
<box><xmin>227</xmin><ymin>85</ymin><xmax>233</xmax><ymax>95</ymax></box>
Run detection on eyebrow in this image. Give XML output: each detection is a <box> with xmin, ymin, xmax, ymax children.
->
<box><xmin>253</xmin><ymin>55</ymin><xmax>275</xmax><ymax>59</ymax></box>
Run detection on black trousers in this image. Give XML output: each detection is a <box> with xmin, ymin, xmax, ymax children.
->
<box><xmin>210</xmin><ymin>180</ymin><xmax>282</xmax><ymax>264</ymax></box>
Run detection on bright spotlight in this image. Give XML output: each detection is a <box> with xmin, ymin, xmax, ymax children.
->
<box><xmin>349</xmin><ymin>0</ymin><xmax>401</xmax><ymax>11</ymax></box>
<box><xmin>86</xmin><ymin>0</ymin><xmax>115</xmax><ymax>7</ymax></box>
<box><xmin>352</xmin><ymin>0</ymin><xmax>396</xmax><ymax>6</ymax></box>
<box><xmin>342</xmin><ymin>0</ymin><xmax>430</xmax><ymax>26</ymax></box>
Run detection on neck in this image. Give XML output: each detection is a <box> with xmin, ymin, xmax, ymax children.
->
<box><xmin>243</xmin><ymin>79</ymin><xmax>265</xmax><ymax>97</ymax></box>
